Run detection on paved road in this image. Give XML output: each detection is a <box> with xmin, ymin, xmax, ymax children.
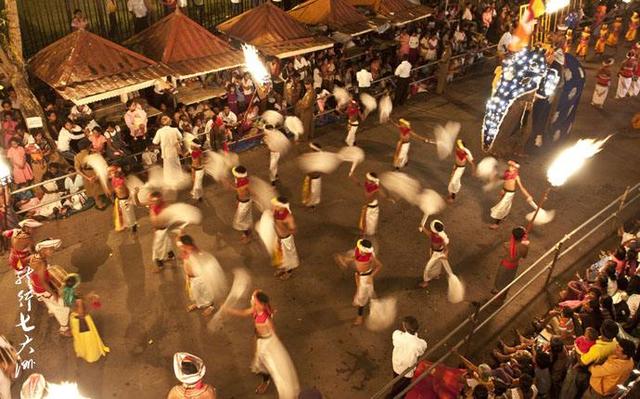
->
<box><xmin>1</xmin><ymin>50</ymin><xmax>639</xmax><ymax>399</ymax></box>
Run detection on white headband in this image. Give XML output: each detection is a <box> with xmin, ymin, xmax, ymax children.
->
<box><xmin>173</xmin><ymin>352</ymin><xmax>206</xmax><ymax>386</ymax></box>
<box><xmin>35</xmin><ymin>238</ymin><xmax>62</xmax><ymax>253</ymax></box>
<box><xmin>18</xmin><ymin>219</ymin><xmax>43</xmax><ymax>229</ymax></box>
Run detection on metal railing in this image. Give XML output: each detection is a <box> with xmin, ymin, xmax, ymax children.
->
<box><xmin>372</xmin><ymin>183</ymin><xmax>640</xmax><ymax>398</ymax></box>
<box><xmin>10</xmin><ymin>43</ymin><xmax>498</xmax><ymax>216</ymax></box>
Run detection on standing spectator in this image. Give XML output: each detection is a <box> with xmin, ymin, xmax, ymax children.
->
<box><xmin>74</xmin><ymin>141</ymin><xmax>109</xmax><ymax>210</ymax></box>
<box><xmin>295</xmin><ymin>80</ymin><xmax>316</xmax><ymax>139</ymax></box>
<box><xmin>193</xmin><ymin>0</ymin><xmax>205</xmax><ymax>22</ymax></box>
<box><xmin>71</xmin><ymin>9</ymin><xmax>89</xmax><ymax>31</ymax></box>
<box><xmin>397</xmin><ymin>29</ymin><xmax>411</xmax><ymax>58</ymax></box>
<box><xmin>481</xmin><ymin>7</ymin><xmax>493</xmax><ymax>32</ymax></box>
<box><xmin>231</xmin><ymin>0</ymin><xmax>242</xmax><ymax>15</ymax></box>
<box><xmin>408</xmin><ymin>31</ymin><xmax>420</xmax><ymax>64</ymax></box>
<box><xmin>583</xmin><ymin>339</ymin><xmax>635</xmax><ymax>398</ymax></box>
<box><xmin>46</xmin><ymin>110</ymin><xmax>62</xmax><ymax>140</ymax></box>
<box><xmin>69</xmin><ymin>103</ymin><xmax>92</xmax><ymax>122</ymax></box>
<box><xmin>89</xmin><ymin>127</ymin><xmax>108</xmax><ymax>155</ymax></box>
<box><xmin>294</xmin><ymin>55</ymin><xmax>310</xmax><ymax>81</ymax></box>
<box><xmin>393</xmin><ymin>55</ymin><xmax>412</xmax><ymax>106</ymax></box>
<box><xmin>356</xmin><ymin>67</ymin><xmax>373</xmax><ymax>94</ymax></box>
<box><xmin>57</xmin><ymin>119</ymin><xmax>85</xmax><ymax>161</ymax></box>
<box><xmin>6</xmin><ymin>137</ymin><xmax>33</xmax><ymax>186</ymax></box>
<box><xmin>127</xmin><ymin>0</ymin><xmax>149</xmax><ymax>33</ymax></box>
<box><xmin>106</xmin><ymin>0</ymin><xmax>118</xmax><ymax>36</ymax></box>
<box><xmin>388</xmin><ymin>316</ymin><xmax>427</xmax><ymax>398</ymax></box>
<box><xmin>124</xmin><ymin>99</ymin><xmax>148</xmax><ymax>150</ymax></box>
<box><xmin>436</xmin><ymin>42</ymin><xmax>452</xmax><ymax>95</ymax></box>
<box><xmin>497</xmin><ymin>24</ymin><xmax>514</xmax><ymax>61</ymax></box>
<box><xmin>2</xmin><ymin>113</ymin><xmax>17</xmax><ymax>147</ymax></box>
<box><xmin>152</xmin><ymin>115</ymin><xmax>184</xmax><ymax>184</ymax></box>
<box><xmin>462</xmin><ymin>2</ymin><xmax>473</xmax><ymax>21</ymax></box>
<box><xmin>163</xmin><ymin>0</ymin><xmax>178</xmax><ymax>15</ymax></box>
<box><xmin>26</xmin><ymin>130</ymin><xmax>51</xmax><ymax>186</ymax></box>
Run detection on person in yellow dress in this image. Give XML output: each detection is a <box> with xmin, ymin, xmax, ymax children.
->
<box><xmin>68</xmin><ymin>287</ymin><xmax>109</xmax><ymax>363</ymax></box>
<box><xmin>606</xmin><ymin>17</ymin><xmax>623</xmax><ymax>47</ymax></box>
<box><xmin>594</xmin><ymin>24</ymin><xmax>608</xmax><ymax>58</ymax></box>
<box><xmin>576</xmin><ymin>27</ymin><xmax>590</xmax><ymax>59</ymax></box>
<box><xmin>627</xmin><ymin>12</ymin><xmax>640</xmax><ymax>42</ymax></box>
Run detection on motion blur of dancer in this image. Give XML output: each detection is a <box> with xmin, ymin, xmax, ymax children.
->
<box><xmin>228</xmin><ymin>166</ymin><xmax>253</xmax><ymax>243</ymax></box>
<box><xmin>391</xmin><ymin>118</ymin><xmax>433</xmax><ymax>170</ymax></box>
<box><xmin>447</xmin><ymin>140</ymin><xmax>476</xmax><ymax>203</ymax></box>
<box><xmin>272</xmin><ymin>197</ymin><xmax>299</xmax><ymax>280</ymax></box>
<box><xmin>176</xmin><ymin>234</ymin><xmax>215</xmax><ymax>316</ymax></box>
<box><xmin>134</xmin><ymin>189</ymin><xmax>175</xmax><ymax>271</ymax></box>
<box><xmin>109</xmin><ymin>166</ymin><xmax>137</xmax><ymax>233</ymax></box>
<box><xmin>301</xmin><ymin>143</ymin><xmax>323</xmax><ymax>209</ymax></box>
<box><xmin>418</xmin><ymin>220</ymin><xmax>449</xmax><ymax>288</ymax></box>
<box><xmin>3</xmin><ymin>219</ymin><xmax>42</xmax><ymax>275</ymax></box>
<box><xmin>489</xmin><ymin>160</ymin><xmax>532</xmax><ymax>229</ymax></box>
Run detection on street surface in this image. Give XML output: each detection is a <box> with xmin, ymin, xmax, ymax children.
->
<box><xmin>1</xmin><ymin>50</ymin><xmax>639</xmax><ymax>398</ymax></box>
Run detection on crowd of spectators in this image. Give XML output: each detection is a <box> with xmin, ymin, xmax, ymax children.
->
<box><xmin>457</xmin><ymin>222</ymin><xmax>640</xmax><ymax>399</ymax></box>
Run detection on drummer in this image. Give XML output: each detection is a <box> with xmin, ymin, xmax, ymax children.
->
<box><xmin>28</xmin><ymin>239</ymin><xmax>71</xmax><ymax>337</ymax></box>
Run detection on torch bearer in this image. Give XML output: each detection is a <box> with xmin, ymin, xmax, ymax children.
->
<box><xmin>241</xmin><ymin>44</ymin><xmax>271</xmax><ymax>121</ymax></box>
<box><xmin>527</xmin><ymin>136</ymin><xmax>611</xmax><ymax>231</ymax></box>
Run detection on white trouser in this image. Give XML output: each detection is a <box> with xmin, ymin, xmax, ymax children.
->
<box><xmin>252</xmin><ymin>334</ymin><xmax>300</xmax><ymax>399</ymax></box>
<box><xmin>448</xmin><ymin>166</ymin><xmax>466</xmax><ymax>194</ymax></box>
<box><xmin>233</xmin><ymin>199</ymin><xmax>253</xmax><ymax>231</ymax></box>
<box><xmin>188</xmin><ymin>275</ymin><xmax>214</xmax><ymax>308</ymax></box>
<box><xmin>191</xmin><ymin>168</ymin><xmax>204</xmax><ymax>200</ymax></box>
<box><xmin>490</xmin><ymin>191</ymin><xmax>515</xmax><ymax>221</ymax></box>
<box><xmin>35</xmin><ymin>292</ymin><xmax>70</xmax><ymax>331</ymax></box>
<box><xmin>631</xmin><ymin>78</ymin><xmax>640</xmax><ymax>96</ymax></box>
<box><xmin>393</xmin><ymin>142</ymin><xmax>410</xmax><ymax>168</ymax></box>
<box><xmin>591</xmin><ymin>84</ymin><xmax>609</xmax><ymax>106</ymax></box>
<box><xmin>345</xmin><ymin>123</ymin><xmax>358</xmax><ymax>146</ymax></box>
<box><xmin>269</xmin><ymin>152</ymin><xmax>280</xmax><ymax>182</ymax></box>
<box><xmin>616</xmin><ymin>76</ymin><xmax>632</xmax><ymax>98</ymax></box>
<box><xmin>361</xmin><ymin>202</ymin><xmax>379</xmax><ymax>236</ymax></box>
<box><xmin>353</xmin><ymin>274</ymin><xmax>375</xmax><ymax>307</ymax></box>
<box><xmin>152</xmin><ymin>228</ymin><xmax>172</xmax><ymax>261</ymax></box>
<box><xmin>308</xmin><ymin>177</ymin><xmax>321</xmax><ymax>206</ymax></box>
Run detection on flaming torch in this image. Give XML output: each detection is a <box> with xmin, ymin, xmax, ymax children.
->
<box><xmin>527</xmin><ymin>136</ymin><xmax>611</xmax><ymax>231</ymax></box>
<box><xmin>240</xmin><ymin>44</ymin><xmax>271</xmax><ymax>128</ymax></box>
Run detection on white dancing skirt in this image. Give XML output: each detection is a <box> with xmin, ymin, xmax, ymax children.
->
<box><xmin>189</xmin><ymin>275</ymin><xmax>214</xmax><ymax>308</ymax></box>
<box><xmin>447</xmin><ymin>166</ymin><xmax>466</xmax><ymax>194</ymax></box>
<box><xmin>252</xmin><ymin>334</ymin><xmax>300</xmax><ymax>399</ymax></box>
<box><xmin>269</xmin><ymin>152</ymin><xmax>280</xmax><ymax>182</ymax></box>
<box><xmin>353</xmin><ymin>274</ymin><xmax>375</xmax><ymax>307</ymax></box>
<box><xmin>278</xmin><ymin>235</ymin><xmax>299</xmax><ymax>271</ymax></box>
<box><xmin>345</xmin><ymin>123</ymin><xmax>358</xmax><ymax>146</ymax></box>
<box><xmin>490</xmin><ymin>191</ymin><xmax>515</xmax><ymax>221</ymax></box>
<box><xmin>591</xmin><ymin>84</ymin><xmax>609</xmax><ymax>106</ymax></box>
<box><xmin>152</xmin><ymin>227</ymin><xmax>172</xmax><ymax>261</ymax></box>
<box><xmin>308</xmin><ymin>177</ymin><xmax>321</xmax><ymax>206</ymax></box>
<box><xmin>616</xmin><ymin>76</ymin><xmax>632</xmax><ymax>98</ymax></box>
<box><xmin>233</xmin><ymin>199</ymin><xmax>253</xmax><ymax>231</ymax></box>
<box><xmin>423</xmin><ymin>250</ymin><xmax>447</xmax><ymax>282</ymax></box>
<box><xmin>361</xmin><ymin>203</ymin><xmax>379</xmax><ymax>236</ymax></box>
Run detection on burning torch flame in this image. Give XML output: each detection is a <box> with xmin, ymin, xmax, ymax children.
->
<box><xmin>545</xmin><ymin>0</ymin><xmax>570</xmax><ymax>14</ymax></box>
<box><xmin>241</xmin><ymin>44</ymin><xmax>270</xmax><ymax>85</ymax></box>
<box><xmin>547</xmin><ymin>136</ymin><xmax>611</xmax><ymax>187</ymax></box>
<box><xmin>46</xmin><ymin>382</ymin><xmax>89</xmax><ymax>398</ymax></box>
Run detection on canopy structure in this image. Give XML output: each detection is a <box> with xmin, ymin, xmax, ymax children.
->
<box><xmin>28</xmin><ymin>29</ymin><xmax>170</xmax><ymax>105</ymax></box>
<box><xmin>288</xmin><ymin>0</ymin><xmax>375</xmax><ymax>36</ymax></box>
<box><xmin>347</xmin><ymin>0</ymin><xmax>433</xmax><ymax>26</ymax></box>
<box><xmin>124</xmin><ymin>9</ymin><xmax>244</xmax><ymax>80</ymax></box>
<box><xmin>217</xmin><ymin>1</ymin><xmax>334</xmax><ymax>59</ymax></box>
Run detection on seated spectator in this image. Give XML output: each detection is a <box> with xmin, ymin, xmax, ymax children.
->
<box><xmin>6</xmin><ymin>137</ymin><xmax>33</xmax><ymax>186</ymax></box>
<box><xmin>64</xmin><ymin>167</ymin><xmax>87</xmax><ymax>211</ymax></box>
<box><xmin>583</xmin><ymin>339</ymin><xmax>635</xmax><ymax>398</ymax></box>
<box><xmin>1</xmin><ymin>99</ymin><xmax>20</xmax><ymax>121</ymax></box>
<box><xmin>2</xmin><ymin>113</ymin><xmax>18</xmax><ymax>147</ymax></box>
<box><xmin>88</xmin><ymin>126</ymin><xmax>108</xmax><ymax>154</ymax></box>
<box><xmin>41</xmin><ymin>162</ymin><xmax>66</xmax><ymax>195</ymax></box>
<box><xmin>575</xmin><ymin>326</ymin><xmax>599</xmax><ymax>355</ymax></box>
<box><xmin>71</xmin><ymin>9</ymin><xmax>89</xmax><ymax>30</ymax></box>
<box><xmin>124</xmin><ymin>99</ymin><xmax>148</xmax><ymax>141</ymax></box>
<box><xmin>69</xmin><ymin>103</ymin><xmax>92</xmax><ymax>123</ymax></box>
<box><xmin>580</xmin><ymin>319</ymin><xmax>620</xmax><ymax>366</ymax></box>
<box><xmin>218</xmin><ymin>105</ymin><xmax>238</xmax><ymax>127</ymax></box>
<box><xmin>507</xmin><ymin>373</ymin><xmax>537</xmax><ymax>399</ymax></box>
<box><xmin>57</xmin><ymin>119</ymin><xmax>85</xmax><ymax>161</ymax></box>
<box><xmin>46</xmin><ymin>111</ymin><xmax>62</xmax><ymax>140</ymax></box>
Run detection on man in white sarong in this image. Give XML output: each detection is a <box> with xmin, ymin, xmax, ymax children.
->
<box><xmin>272</xmin><ymin>197</ymin><xmax>299</xmax><ymax>280</ymax></box>
<box><xmin>615</xmin><ymin>51</ymin><xmax>637</xmax><ymax>99</ymax></box>
<box><xmin>419</xmin><ymin>220</ymin><xmax>449</xmax><ymax>287</ymax></box>
<box><xmin>189</xmin><ymin>142</ymin><xmax>205</xmax><ymax>201</ymax></box>
<box><xmin>230</xmin><ymin>166</ymin><xmax>252</xmax><ymax>243</ymax></box>
<box><xmin>345</xmin><ymin>100</ymin><xmax>362</xmax><ymax>147</ymax></box>
<box><xmin>28</xmin><ymin>239</ymin><xmax>71</xmax><ymax>336</ymax></box>
<box><xmin>168</xmin><ymin>352</ymin><xmax>217</xmax><ymax>398</ymax></box>
<box><xmin>152</xmin><ymin>115</ymin><xmax>184</xmax><ymax>185</ymax></box>
<box><xmin>391</xmin><ymin>119</ymin><xmax>433</xmax><ymax>170</ymax></box>
<box><xmin>489</xmin><ymin>161</ymin><xmax>532</xmax><ymax>229</ymax></box>
<box><xmin>176</xmin><ymin>235</ymin><xmax>215</xmax><ymax>317</ymax></box>
<box><xmin>335</xmin><ymin>239</ymin><xmax>383</xmax><ymax>326</ymax></box>
<box><xmin>109</xmin><ymin>166</ymin><xmax>137</xmax><ymax>232</ymax></box>
<box><xmin>447</xmin><ymin>140</ymin><xmax>476</xmax><ymax>203</ymax></box>
<box><xmin>358</xmin><ymin>173</ymin><xmax>383</xmax><ymax>237</ymax></box>
<box><xmin>591</xmin><ymin>59</ymin><xmax>614</xmax><ymax>108</ymax></box>
<box><xmin>263</xmin><ymin>124</ymin><xmax>282</xmax><ymax>185</ymax></box>
<box><xmin>302</xmin><ymin>143</ymin><xmax>323</xmax><ymax>208</ymax></box>
<box><xmin>135</xmin><ymin>190</ymin><xmax>175</xmax><ymax>271</ymax></box>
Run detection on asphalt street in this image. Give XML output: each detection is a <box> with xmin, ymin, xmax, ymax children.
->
<box><xmin>1</xmin><ymin>48</ymin><xmax>639</xmax><ymax>399</ymax></box>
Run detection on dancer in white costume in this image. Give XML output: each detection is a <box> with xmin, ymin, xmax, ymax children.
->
<box><xmin>272</xmin><ymin>197</ymin><xmax>299</xmax><ymax>280</ymax></box>
<box><xmin>301</xmin><ymin>142</ymin><xmax>323</xmax><ymax>208</ymax></box>
<box><xmin>229</xmin><ymin>166</ymin><xmax>253</xmax><ymax>243</ymax></box>
<box><xmin>134</xmin><ymin>190</ymin><xmax>176</xmax><ymax>270</ymax></box>
<box><xmin>419</xmin><ymin>220</ymin><xmax>449</xmax><ymax>287</ymax></box>
<box><xmin>591</xmin><ymin>58</ymin><xmax>614</xmax><ymax>108</ymax></box>
<box><xmin>344</xmin><ymin>100</ymin><xmax>363</xmax><ymax>146</ymax></box>
<box><xmin>489</xmin><ymin>160</ymin><xmax>532</xmax><ymax>229</ymax></box>
<box><xmin>391</xmin><ymin>118</ymin><xmax>433</xmax><ymax>169</ymax></box>
<box><xmin>447</xmin><ymin>139</ymin><xmax>476</xmax><ymax>203</ymax></box>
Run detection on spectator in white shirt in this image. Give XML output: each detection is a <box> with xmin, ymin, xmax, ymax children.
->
<box><xmin>57</xmin><ymin>120</ymin><xmax>86</xmax><ymax>161</ymax></box>
<box><xmin>152</xmin><ymin>115</ymin><xmax>183</xmax><ymax>184</ymax></box>
<box><xmin>69</xmin><ymin>104</ymin><xmax>92</xmax><ymax>122</ymax></box>
<box><xmin>462</xmin><ymin>3</ymin><xmax>473</xmax><ymax>21</ymax></box>
<box><xmin>127</xmin><ymin>0</ymin><xmax>149</xmax><ymax>33</ymax></box>
<box><xmin>294</xmin><ymin>55</ymin><xmax>310</xmax><ymax>80</ymax></box>
<box><xmin>356</xmin><ymin>67</ymin><xmax>373</xmax><ymax>93</ymax></box>
<box><xmin>497</xmin><ymin>24</ymin><xmax>514</xmax><ymax>60</ymax></box>
<box><xmin>218</xmin><ymin>105</ymin><xmax>238</xmax><ymax>127</ymax></box>
<box><xmin>409</xmin><ymin>32</ymin><xmax>420</xmax><ymax>64</ymax></box>
<box><xmin>231</xmin><ymin>0</ymin><xmax>241</xmax><ymax>15</ymax></box>
<box><xmin>124</xmin><ymin>99</ymin><xmax>148</xmax><ymax>140</ymax></box>
<box><xmin>394</xmin><ymin>55</ymin><xmax>412</xmax><ymax>106</ymax></box>
<box><xmin>390</xmin><ymin>316</ymin><xmax>427</xmax><ymax>397</ymax></box>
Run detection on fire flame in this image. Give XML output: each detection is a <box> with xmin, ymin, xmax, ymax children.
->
<box><xmin>547</xmin><ymin>136</ymin><xmax>611</xmax><ymax>187</ymax></box>
<box><xmin>545</xmin><ymin>0</ymin><xmax>570</xmax><ymax>14</ymax></box>
<box><xmin>241</xmin><ymin>44</ymin><xmax>270</xmax><ymax>85</ymax></box>
<box><xmin>46</xmin><ymin>382</ymin><xmax>89</xmax><ymax>398</ymax></box>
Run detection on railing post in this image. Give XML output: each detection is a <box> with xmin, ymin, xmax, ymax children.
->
<box><xmin>463</xmin><ymin>301</ymin><xmax>481</xmax><ymax>356</ymax></box>
<box><xmin>544</xmin><ymin>236</ymin><xmax>568</xmax><ymax>287</ymax></box>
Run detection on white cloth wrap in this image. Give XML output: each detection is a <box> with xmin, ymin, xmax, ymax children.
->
<box><xmin>363</xmin><ymin>202</ymin><xmax>379</xmax><ymax>236</ymax></box>
<box><xmin>631</xmin><ymin>78</ymin><xmax>640</xmax><ymax>96</ymax></box>
<box><xmin>616</xmin><ymin>76</ymin><xmax>632</xmax><ymax>98</ymax></box>
<box><xmin>591</xmin><ymin>84</ymin><xmax>609</xmax><ymax>106</ymax></box>
<box><xmin>278</xmin><ymin>235</ymin><xmax>299</xmax><ymax>271</ymax></box>
<box><xmin>251</xmin><ymin>334</ymin><xmax>301</xmax><ymax>399</ymax></box>
<box><xmin>191</xmin><ymin>169</ymin><xmax>205</xmax><ymax>200</ymax></box>
<box><xmin>189</xmin><ymin>275</ymin><xmax>214</xmax><ymax>308</ymax></box>
<box><xmin>269</xmin><ymin>152</ymin><xmax>280</xmax><ymax>182</ymax></box>
<box><xmin>393</xmin><ymin>142</ymin><xmax>410</xmax><ymax>168</ymax></box>
<box><xmin>152</xmin><ymin>227</ymin><xmax>173</xmax><ymax>261</ymax></box>
<box><xmin>33</xmin><ymin>291</ymin><xmax>70</xmax><ymax>330</ymax></box>
<box><xmin>119</xmin><ymin>197</ymin><xmax>137</xmax><ymax>228</ymax></box>
<box><xmin>345</xmin><ymin>123</ymin><xmax>358</xmax><ymax>146</ymax></box>
<box><xmin>309</xmin><ymin>177</ymin><xmax>321</xmax><ymax>206</ymax></box>
<box><xmin>423</xmin><ymin>250</ymin><xmax>447</xmax><ymax>282</ymax></box>
<box><xmin>447</xmin><ymin>166</ymin><xmax>466</xmax><ymax>194</ymax></box>
<box><xmin>490</xmin><ymin>191</ymin><xmax>515</xmax><ymax>221</ymax></box>
<box><xmin>353</xmin><ymin>274</ymin><xmax>375</xmax><ymax>307</ymax></box>
<box><xmin>233</xmin><ymin>199</ymin><xmax>253</xmax><ymax>231</ymax></box>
